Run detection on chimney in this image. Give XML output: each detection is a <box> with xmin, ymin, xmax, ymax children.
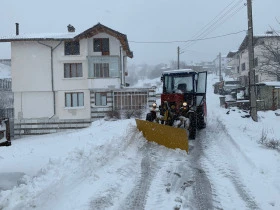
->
<box><xmin>15</xmin><ymin>23</ymin><xmax>19</xmax><ymax>35</ymax></box>
<box><xmin>67</xmin><ymin>24</ymin><xmax>75</xmax><ymax>32</ymax></box>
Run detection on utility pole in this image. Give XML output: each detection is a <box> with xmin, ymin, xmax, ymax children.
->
<box><xmin>177</xmin><ymin>46</ymin><xmax>180</xmax><ymax>69</ymax></box>
<box><xmin>247</xmin><ymin>0</ymin><xmax>258</xmax><ymax>122</ymax></box>
<box><xmin>219</xmin><ymin>52</ymin><xmax>222</xmax><ymax>81</ymax></box>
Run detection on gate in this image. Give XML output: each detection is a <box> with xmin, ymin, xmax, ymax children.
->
<box><xmin>113</xmin><ymin>90</ymin><xmax>149</xmax><ymax>110</ymax></box>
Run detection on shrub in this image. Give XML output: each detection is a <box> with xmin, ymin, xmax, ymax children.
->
<box><xmin>265</xmin><ymin>139</ymin><xmax>280</xmax><ymax>150</ymax></box>
<box><xmin>133</xmin><ymin>109</ymin><xmax>144</xmax><ymax>118</ymax></box>
<box><xmin>258</xmin><ymin>129</ymin><xmax>268</xmax><ymax>145</ymax></box>
<box><xmin>105</xmin><ymin>110</ymin><xmax>121</xmax><ymax>120</ymax></box>
<box><xmin>123</xmin><ymin>110</ymin><xmax>134</xmax><ymax>119</ymax></box>
<box><xmin>258</xmin><ymin>129</ymin><xmax>280</xmax><ymax>151</ymax></box>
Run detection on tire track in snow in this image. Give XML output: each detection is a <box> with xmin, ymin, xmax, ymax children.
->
<box><xmin>119</xmin><ymin>143</ymin><xmax>159</xmax><ymax>210</ymax></box>
<box><xmin>189</xmin><ymin>131</ymin><xmax>214</xmax><ymax>210</ymax></box>
<box><xmin>199</xmin><ymin>117</ymin><xmax>260</xmax><ymax>210</ymax></box>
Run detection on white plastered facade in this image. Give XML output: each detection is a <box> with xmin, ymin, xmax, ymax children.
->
<box><xmin>11</xmin><ymin>32</ymin><xmax>128</xmax><ymax>120</ymax></box>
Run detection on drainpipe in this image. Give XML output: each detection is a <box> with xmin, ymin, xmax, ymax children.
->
<box><xmin>123</xmin><ymin>55</ymin><xmax>127</xmax><ymax>86</ymax></box>
<box><xmin>37</xmin><ymin>41</ymin><xmax>62</xmax><ymax>118</ymax></box>
<box><xmin>119</xmin><ymin>46</ymin><xmax>123</xmax><ymax>88</ymax></box>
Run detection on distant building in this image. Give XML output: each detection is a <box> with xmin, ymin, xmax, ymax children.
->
<box><xmin>226</xmin><ymin>50</ymin><xmax>239</xmax><ymax>79</ymax></box>
<box><xmin>238</xmin><ymin>33</ymin><xmax>280</xmax><ymax>85</ymax></box>
<box><xmin>196</xmin><ymin>61</ymin><xmax>215</xmax><ymax>73</ymax></box>
<box><xmin>212</xmin><ymin>54</ymin><xmax>228</xmax><ymax>76</ymax></box>
<box><xmin>226</xmin><ymin>32</ymin><xmax>280</xmax><ymax>86</ymax></box>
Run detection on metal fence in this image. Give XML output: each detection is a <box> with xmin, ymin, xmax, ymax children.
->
<box><xmin>113</xmin><ymin>90</ymin><xmax>149</xmax><ymax>110</ymax></box>
<box><xmin>0</xmin><ymin>79</ymin><xmax>12</xmax><ymax>90</ymax></box>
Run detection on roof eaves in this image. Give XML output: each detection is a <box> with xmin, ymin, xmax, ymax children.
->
<box><xmin>75</xmin><ymin>23</ymin><xmax>133</xmax><ymax>58</ymax></box>
<box><xmin>0</xmin><ymin>37</ymin><xmax>74</xmax><ymax>42</ymax></box>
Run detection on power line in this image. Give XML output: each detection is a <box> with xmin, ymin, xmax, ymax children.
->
<box><xmin>181</xmin><ymin>1</ymin><xmax>246</xmax><ymax>51</ymax></box>
<box><xmin>181</xmin><ymin>0</ymin><xmax>244</xmax><ymax>49</ymax></box>
<box><xmin>186</xmin><ymin>0</ymin><xmax>239</xmax><ymax>42</ymax></box>
<box><xmin>128</xmin><ymin>29</ymin><xmax>246</xmax><ymax>44</ymax></box>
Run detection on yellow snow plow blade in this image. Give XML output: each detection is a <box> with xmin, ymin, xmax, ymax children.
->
<box><xmin>135</xmin><ymin>119</ymin><xmax>188</xmax><ymax>152</ymax></box>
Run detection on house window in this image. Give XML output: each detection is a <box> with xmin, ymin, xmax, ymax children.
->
<box><xmin>94</xmin><ymin>63</ymin><xmax>109</xmax><ymax>78</ymax></box>
<box><xmin>64</xmin><ymin>63</ymin><xmax>83</xmax><ymax>78</ymax></box>
<box><xmin>254</xmin><ymin>57</ymin><xmax>258</xmax><ymax>67</ymax></box>
<box><xmin>65</xmin><ymin>41</ymin><xmax>80</xmax><ymax>55</ymax></box>
<box><xmin>273</xmin><ymin>55</ymin><xmax>280</xmax><ymax>62</ymax></box>
<box><xmin>242</xmin><ymin>63</ymin><xmax>246</xmax><ymax>71</ymax></box>
<box><xmin>88</xmin><ymin>56</ymin><xmax>119</xmax><ymax>78</ymax></box>
<box><xmin>255</xmin><ymin>75</ymin><xmax>259</xmax><ymax>83</ymax></box>
<box><xmin>65</xmin><ymin>92</ymin><xmax>84</xmax><ymax>107</ymax></box>
<box><xmin>94</xmin><ymin>38</ymin><xmax>109</xmax><ymax>55</ymax></box>
<box><xmin>95</xmin><ymin>93</ymin><xmax>107</xmax><ymax>106</ymax></box>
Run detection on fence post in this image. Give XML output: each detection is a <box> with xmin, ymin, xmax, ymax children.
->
<box><xmin>5</xmin><ymin>118</ymin><xmax>10</xmax><ymax>142</ymax></box>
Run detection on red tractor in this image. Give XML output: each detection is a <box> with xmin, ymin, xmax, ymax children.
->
<box><xmin>146</xmin><ymin>69</ymin><xmax>207</xmax><ymax>140</ymax></box>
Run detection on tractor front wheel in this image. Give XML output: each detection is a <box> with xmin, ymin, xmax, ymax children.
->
<box><xmin>197</xmin><ymin>106</ymin><xmax>206</xmax><ymax>129</ymax></box>
<box><xmin>188</xmin><ymin>112</ymin><xmax>197</xmax><ymax>140</ymax></box>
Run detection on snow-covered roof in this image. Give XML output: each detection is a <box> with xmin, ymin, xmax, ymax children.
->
<box><xmin>163</xmin><ymin>69</ymin><xmax>195</xmax><ymax>74</ymax></box>
<box><xmin>226</xmin><ymin>50</ymin><xmax>238</xmax><ymax>58</ymax></box>
<box><xmin>257</xmin><ymin>81</ymin><xmax>280</xmax><ymax>87</ymax></box>
<box><xmin>0</xmin><ymin>23</ymin><xmax>133</xmax><ymax>58</ymax></box>
<box><xmin>239</xmin><ymin>34</ymin><xmax>280</xmax><ymax>52</ymax></box>
<box><xmin>0</xmin><ymin>33</ymin><xmax>77</xmax><ymax>41</ymax></box>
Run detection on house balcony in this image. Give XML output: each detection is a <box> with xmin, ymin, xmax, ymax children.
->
<box><xmin>87</xmin><ymin>55</ymin><xmax>121</xmax><ymax>90</ymax></box>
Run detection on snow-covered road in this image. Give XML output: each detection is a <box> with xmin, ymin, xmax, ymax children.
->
<box><xmin>1</xmin><ymin>74</ymin><xmax>280</xmax><ymax>209</ymax></box>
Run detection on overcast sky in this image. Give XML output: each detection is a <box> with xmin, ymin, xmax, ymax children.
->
<box><xmin>0</xmin><ymin>0</ymin><xmax>279</xmax><ymax>65</ymax></box>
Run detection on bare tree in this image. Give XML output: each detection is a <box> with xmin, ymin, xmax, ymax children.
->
<box><xmin>257</xmin><ymin>31</ymin><xmax>280</xmax><ymax>81</ymax></box>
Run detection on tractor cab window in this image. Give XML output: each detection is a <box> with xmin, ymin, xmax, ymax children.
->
<box><xmin>163</xmin><ymin>74</ymin><xmax>194</xmax><ymax>93</ymax></box>
<box><xmin>163</xmin><ymin>75</ymin><xmax>172</xmax><ymax>93</ymax></box>
<box><xmin>174</xmin><ymin>76</ymin><xmax>193</xmax><ymax>93</ymax></box>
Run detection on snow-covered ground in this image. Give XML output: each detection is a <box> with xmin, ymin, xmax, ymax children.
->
<box><xmin>0</xmin><ymin>73</ymin><xmax>280</xmax><ymax>210</ymax></box>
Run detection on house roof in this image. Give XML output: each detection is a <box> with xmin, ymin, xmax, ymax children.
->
<box><xmin>0</xmin><ymin>33</ymin><xmax>77</xmax><ymax>41</ymax></box>
<box><xmin>238</xmin><ymin>34</ymin><xmax>280</xmax><ymax>52</ymax></box>
<box><xmin>75</xmin><ymin>23</ymin><xmax>133</xmax><ymax>58</ymax></box>
<box><xmin>256</xmin><ymin>81</ymin><xmax>280</xmax><ymax>87</ymax></box>
<box><xmin>0</xmin><ymin>23</ymin><xmax>133</xmax><ymax>58</ymax></box>
<box><xmin>226</xmin><ymin>50</ymin><xmax>238</xmax><ymax>58</ymax></box>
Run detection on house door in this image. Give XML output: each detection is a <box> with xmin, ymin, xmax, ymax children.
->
<box><xmin>276</xmin><ymin>88</ymin><xmax>280</xmax><ymax>109</ymax></box>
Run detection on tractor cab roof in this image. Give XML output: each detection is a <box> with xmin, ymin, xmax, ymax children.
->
<box><xmin>162</xmin><ymin>69</ymin><xmax>197</xmax><ymax>76</ymax></box>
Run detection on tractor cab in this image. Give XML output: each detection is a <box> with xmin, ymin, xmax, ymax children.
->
<box><xmin>161</xmin><ymin>69</ymin><xmax>207</xmax><ymax>110</ymax></box>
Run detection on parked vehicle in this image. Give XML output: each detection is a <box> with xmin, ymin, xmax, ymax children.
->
<box><xmin>213</xmin><ymin>81</ymin><xmax>224</xmax><ymax>94</ymax></box>
<box><xmin>222</xmin><ymin>80</ymin><xmax>241</xmax><ymax>95</ymax></box>
<box><xmin>0</xmin><ymin>118</ymin><xmax>11</xmax><ymax>146</ymax></box>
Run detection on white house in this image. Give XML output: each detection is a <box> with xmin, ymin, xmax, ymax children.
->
<box><xmin>0</xmin><ymin>23</ymin><xmax>155</xmax><ymax>137</ymax></box>
<box><xmin>232</xmin><ymin>33</ymin><xmax>280</xmax><ymax>86</ymax></box>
